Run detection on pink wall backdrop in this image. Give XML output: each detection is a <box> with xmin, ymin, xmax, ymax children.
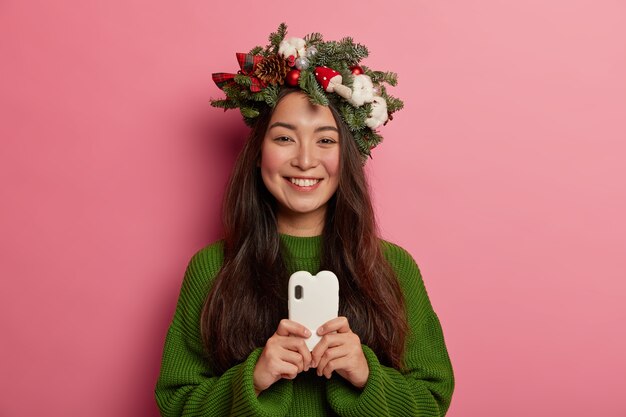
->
<box><xmin>1</xmin><ymin>1</ymin><xmax>625</xmax><ymax>416</ymax></box>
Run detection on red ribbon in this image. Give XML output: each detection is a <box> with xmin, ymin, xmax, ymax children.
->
<box><xmin>212</xmin><ymin>53</ymin><xmax>266</xmax><ymax>93</ymax></box>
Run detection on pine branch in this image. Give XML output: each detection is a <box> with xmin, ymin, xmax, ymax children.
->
<box><xmin>242</xmin><ymin>116</ymin><xmax>256</xmax><ymax>127</ymax></box>
<box><xmin>386</xmin><ymin>96</ymin><xmax>404</xmax><ymax>113</ymax></box>
<box><xmin>339</xmin><ymin>102</ymin><xmax>368</xmax><ymax>131</ymax></box>
<box><xmin>367</xmin><ymin>70</ymin><xmax>398</xmax><ymax>86</ymax></box>
<box><xmin>304</xmin><ymin>32</ymin><xmax>323</xmax><ymax>45</ymax></box>
<box><xmin>337</xmin><ymin>68</ymin><xmax>354</xmax><ymax>89</ymax></box>
<box><xmin>314</xmin><ymin>38</ymin><xmax>369</xmax><ymax>69</ymax></box>
<box><xmin>240</xmin><ymin>106</ymin><xmax>260</xmax><ymax>119</ymax></box>
<box><xmin>352</xmin><ymin>130</ymin><xmax>372</xmax><ymax>157</ymax></box>
<box><xmin>222</xmin><ymin>84</ymin><xmax>243</xmax><ymax>100</ymax></box>
<box><xmin>261</xmin><ymin>85</ymin><xmax>280</xmax><ymax>107</ymax></box>
<box><xmin>268</xmin><ymin>23</ymin><xmax>288</xmax><ymax>53</ymax></box>
<box><xmin>299</xmin><ymin>70</ymin><xmax>328</xmax><ymax>106</ymax></box>
<box><xmin>234</xmin><ymin>74</ymin><xmax>252</xmax><ymax>87</ymax></box>
<box><xmin>368</xmin><ymin>130</ymin><xmax>383</xmax><ymax>148</ymax></box>
<box><xmin>210</xmin><ymin>99</ymin><xmax>238</xmax><ymax>110</ymax></box>
<box><xmin>251</xmin><ymin>90</ymin><xmax>269</xmax><ymax>102</ymax></box>
<box><xmin>314</xmin><ymin>42</ymin><xmax>339</xmax><ymax>67</ymax></box>
<box><xmin>248</xmin><ymin>45</ymin><xmax>264</xmax><ymax>56</ymax></box>
<box><xmin>338</xmin><ymin>37</ymin><xmax>369</xmax><ymax>62</ymax></box>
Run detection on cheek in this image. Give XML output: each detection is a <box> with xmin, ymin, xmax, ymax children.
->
<box><xmin>322</xmin><ymin>151</ymin><xmax>341</xmax><ymax>183</ymax></box>
<box><xmin>260</xmin><ymin>143</ymin><xmax>282</xmax><ymax>177</ymax></box>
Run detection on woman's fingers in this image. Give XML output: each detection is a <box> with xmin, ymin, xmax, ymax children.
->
<box><xmin>317</xmin><ymin>316</ymin><xmax>350</xmax><ymax>335</ymax></box>
<box><xmin>316</xmin><ymin>340</ymin><xmax>369</xmax><ymax>387</ymax></box>
<box><xmin>309</xmin><ymin>325</ymin><xmax>369</xmax><ymax>387</ymax></box>
<box><xmin>310</xmin><ymin>332</ymin><xmax>345</xmax><ymax>367</ymax></box>
<box><xmin>315</xmin><ymin>345</ymin><xmax>348</xmax><ymax>377</ymax></box>
<box><xmin>314</xmin><ymin>333</ymin><xmax>360</xmax><ymax>374</ymax></box>
<box><xmin>283</xmin><ymin>336</ymin><xmax>312</xmax><ymax>371</ymax></box>
<box><xmin>323</xmin><ymin>357</ymin><xmax>368</xmax><ymax>388</ymax></box>
<box><xmin>312</xmin><ymin>316</ymin><xmax>353</xmax><ymax>367</ymax></box>
<box><xmin>280</xmin><ymin>348</ymin><xmax>307</xmax><ymax>373</ymax></box>
<box><xmin>254</xmin><ymin>348</ymin><xmax>295</xmax><ymax>393</ymax></box>
<box><xmin>276</xmin><ymin>362</ymin><xmax>300</xmax><ymax>380</ymax></box>
<box><xmin>275</xmin><ymin>320</ymin><xmax>312</xmax><ymax>370</ymax></box>
<box><xmin>276</xmin><ymin>318</ymin><xmax>312</xmax><ymax>338</ymax></box>
<box><xmin>269</xmin><ymin>334</ymin><xmax>312</xmax><ymax>370</ymax></box>
<box><xmin>254</xmin><ymin>322</ymin><xmax>314</xmax><ymax>394</ymax></box>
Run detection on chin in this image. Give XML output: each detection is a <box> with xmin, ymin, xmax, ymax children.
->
<box><xmin>281</xmin><ymin>200</ymin><xmax>327</xmax><ymax>215</ymax></box>
<box><xmin>286</xmin><ymin>205</ymin><xmax>322</xmax><ymax>215</ymax></box>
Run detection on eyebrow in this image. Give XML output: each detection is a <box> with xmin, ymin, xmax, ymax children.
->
<box><xmin>268</xmin><ymin>121</ymin><xmax>339</xmax><ymax>133</ymax></box>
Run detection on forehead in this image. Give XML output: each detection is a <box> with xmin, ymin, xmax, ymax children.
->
<box><xmin>269</xmin><ymin>92</ymin><xmax>337</xmax><ymax>128</ymax></box>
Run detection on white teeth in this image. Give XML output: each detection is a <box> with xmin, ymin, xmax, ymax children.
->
<box><xmin>290</xmin><ymin>178</ymin><xmax>320</xmax><ymax>187</ymax></box>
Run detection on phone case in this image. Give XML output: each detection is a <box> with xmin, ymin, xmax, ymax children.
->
<box><xmin>288</xmin><ymin>270</ymin><xmax>339</xmax><ymax>351</ymax></box>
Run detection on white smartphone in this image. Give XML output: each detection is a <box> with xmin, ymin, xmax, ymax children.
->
<box><xmin>288</xmin><ymin>270</ymin><xmax>339</xmax><ymax>351</ymax></box>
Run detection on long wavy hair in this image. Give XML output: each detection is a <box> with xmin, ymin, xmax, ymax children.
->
<box><xmin>200</xmin><ymin>88</ymin><xmax>408</xmax><ymax>374</ymax></box>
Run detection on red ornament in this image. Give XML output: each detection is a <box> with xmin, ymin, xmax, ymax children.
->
<box><xmin>350</xmin><ymin>65</ymin><xmax>364</xmax><ymax>75</ymax></box>
<box><xmin>285</xmin><ymin>69</ymin><xmax>301</xmax><ymax>86</ymax></box>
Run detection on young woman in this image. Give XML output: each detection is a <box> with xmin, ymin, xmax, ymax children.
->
<box><xmin>155</xmin><ymin>25</ymin><xmax>454</xmax><ymax>416</ymax></box>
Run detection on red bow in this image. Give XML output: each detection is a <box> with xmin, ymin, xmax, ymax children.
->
<box><xmin>212</xmin><ymin>53</ymin><xmax>266</xmax><ymax>93</ymax></box>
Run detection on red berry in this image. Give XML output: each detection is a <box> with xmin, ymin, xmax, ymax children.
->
<box><xmin>350</xmin><ymin>65</ymin><xmax>363</xmax><ymax>75</ymax></box>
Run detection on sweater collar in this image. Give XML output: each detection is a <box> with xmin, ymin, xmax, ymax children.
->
<box><xmin>279</xmin><ymin>234</ymin><xmax>322</xmax><ymax>260</ymax></box>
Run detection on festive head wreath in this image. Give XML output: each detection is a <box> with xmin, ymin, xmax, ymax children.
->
<box><xmin>211</xmin><ymin>23</ymin><xmax>403</xmax><ymax>158</ymax></box>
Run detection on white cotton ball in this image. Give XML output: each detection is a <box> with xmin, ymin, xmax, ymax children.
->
<box><xmin>278</xmin><ymin>37</ymin><xmax>306</xmax><ymax>59</ymax></box>
<box><xmin>290</xmin><ymin>37</ymin><xmax>306</xmax><ymax>49</ymax></box>
<box><xmin>278</xmin><ymin>40</ymin><xmax>296</xmax><ymax>59</ymax></box>
<box><xmin>347</xmin><ymin>74</ymin><xmax>375</xmax><ymax>107</ymax></box>
<box><xmin>366</xmin><ymin>96</ymin><xmax>389</xmax><ymax>129</ymax></box>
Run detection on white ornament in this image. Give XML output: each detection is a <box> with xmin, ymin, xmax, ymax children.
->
<box><xmin>365</xmin><ymin>96</ymin><xmax>389</xmax><ymax>129</ymax></box>
<box><xmin>278</xmin><ymin>37</ymin><xmax>306</xmax><ymax>59</ymax></box>
<box><xmin>347</xmin><ymin>74</ymin><xmax>375</xmax><ymax>107</ymax></box>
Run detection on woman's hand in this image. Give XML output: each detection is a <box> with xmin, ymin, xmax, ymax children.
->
<box><xmin>253</xmin><ymin>319</ymin><xmax>312</xmax><ymax>395</ymax></box>
<box><xmin>310</xmin><ymin>316</ymin><xmax>369</xmax><ymax>388</ymax></box>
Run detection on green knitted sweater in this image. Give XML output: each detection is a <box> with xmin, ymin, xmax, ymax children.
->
<box><xmin>155</xmin><ymin>235</ymin><xmax>454</xmax><ymax>416</ymax></box>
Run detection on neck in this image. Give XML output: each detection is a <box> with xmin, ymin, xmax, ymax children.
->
<box><xmin>277</xmin><ymin>208</ymin><xmax>325</xmax><ymax>237</ymax></box>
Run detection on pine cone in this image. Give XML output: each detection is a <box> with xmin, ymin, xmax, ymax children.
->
<box><xmin>255</xmin><ymin>55</ymin><xmax>289</xmax><ymax>85</ymax></box>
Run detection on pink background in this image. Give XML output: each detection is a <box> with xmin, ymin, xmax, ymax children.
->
<box><xmin>1</xmin><ymin>1</ymin><xmax>625</xmax><ymax>416</ymax></box>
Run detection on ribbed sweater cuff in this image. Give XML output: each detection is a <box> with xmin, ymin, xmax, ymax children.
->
<box><xmin>325</xmin><ymin>344</ymin><xmax>386</xmax><ymax>417</ymax></box>
<box><xmin>231</xmin><ymin>347</ymin><xmax>294</xmax><ymax>416</ymax></box>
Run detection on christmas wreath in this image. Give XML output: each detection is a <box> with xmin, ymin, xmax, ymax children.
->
<box><xmin>211</xmin><ymin>23</ymin><xmax>403</xmax><ymax>158</ymax></box>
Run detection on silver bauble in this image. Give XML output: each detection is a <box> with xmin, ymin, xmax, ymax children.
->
<box><xmin>295</xmin><ymin>56</ymin><xmax>310</xmax><ymax>70</ymax></box>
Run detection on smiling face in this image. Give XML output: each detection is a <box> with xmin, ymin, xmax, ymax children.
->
<box><xmin>260</xmin><ymin>92</ymin><xmax>340</xmax><ymax>235</ymax></box>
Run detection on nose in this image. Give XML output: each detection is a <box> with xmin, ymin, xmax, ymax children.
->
<box><xmin>291</xmin><ymin>141</ymin><xmax>318</xmax><ymax>170</ymax></box>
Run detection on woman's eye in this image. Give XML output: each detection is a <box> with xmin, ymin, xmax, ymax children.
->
<box><xmin>319</xmin><ymin>138</ymin><xmax>337</xmax><ymax>145</ymax></box>
<box><xmin>274</xmin><ymin>136</ymin><xmax>292</xmax><ymax>143</ymax></box>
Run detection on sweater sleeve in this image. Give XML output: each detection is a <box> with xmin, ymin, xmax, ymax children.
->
<box><xmin>325</xmin><ymin>242</ymin><xmax>455</xmax><ymax>416</ymax></box>
<box><xmin>154</xmin><ymin>243</ymin><xmax>294</xmax><ymax>417</ymax></box>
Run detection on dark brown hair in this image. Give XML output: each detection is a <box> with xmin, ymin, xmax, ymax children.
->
<box><xmin>200</xmin><ymin>88</ymin><xmax>408</xmax><ymax>374</ymax></box>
